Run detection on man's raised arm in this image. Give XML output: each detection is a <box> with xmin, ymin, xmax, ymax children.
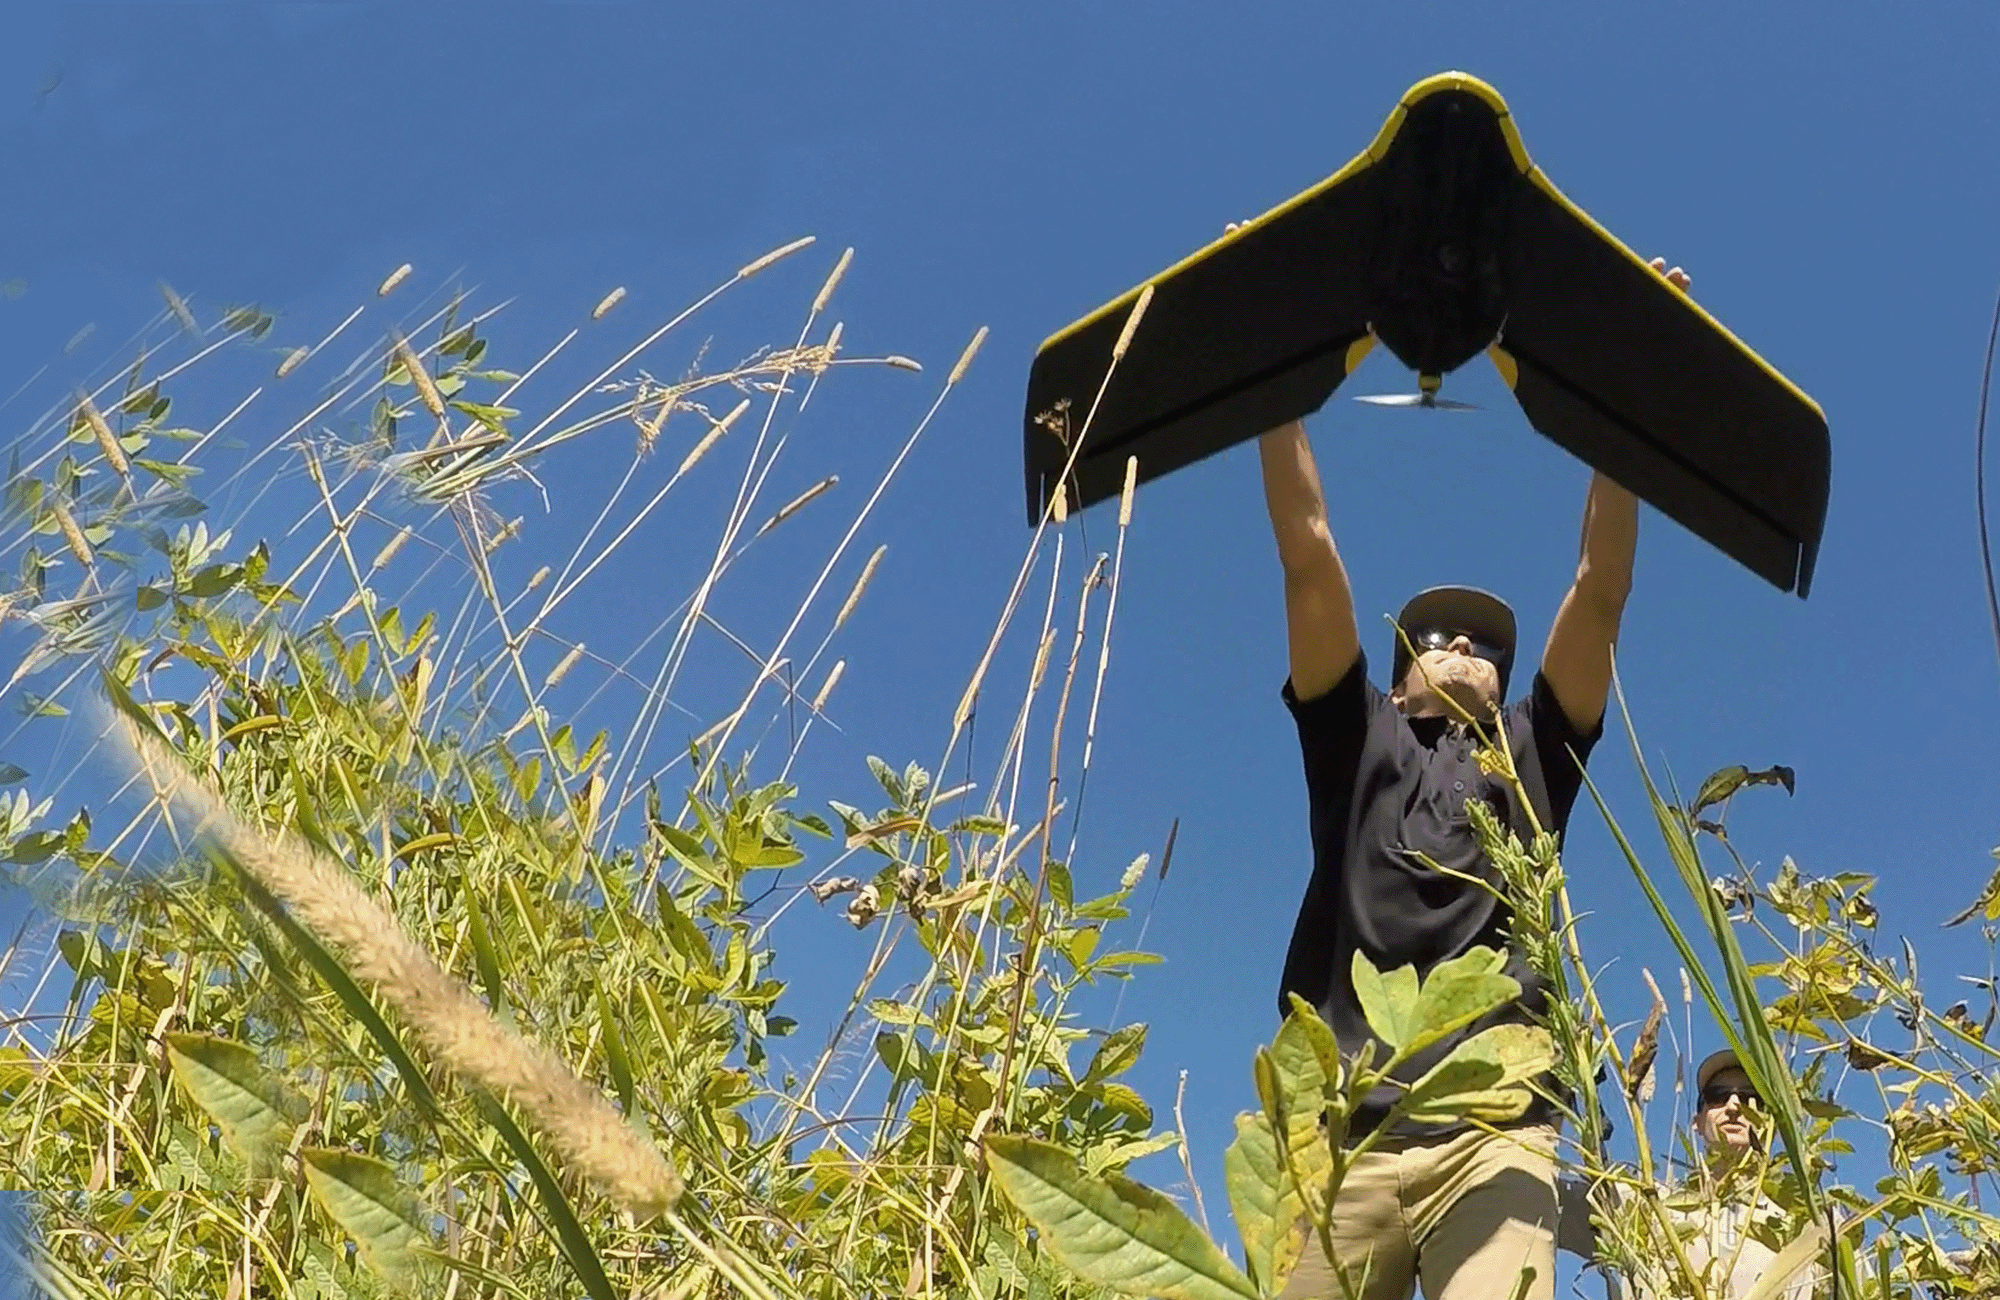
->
<box><xmin>1539</xmin><ymin>258</ymin><xmax>1684</xmax><ymax>733</ymax></box>
<box><xmin>1540</xmin><ymin>471</ymin><xmax>1638</xmax><ymax>732</ymax></box>
<box><xmin>1260</xmin><ymin>419</ymin><xmax>1361</xmax><ymax>701</ymax></box>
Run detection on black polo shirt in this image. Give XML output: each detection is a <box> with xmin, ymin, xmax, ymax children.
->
<box><xmin>1277</xmin><ymin>651</ymin><xmax>1600</xmax><ymax>1142</ymax></box>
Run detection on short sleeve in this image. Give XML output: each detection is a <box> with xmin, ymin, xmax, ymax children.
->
<box><xmin>1281</xmin><ymin>653</ymin><xmax>1379</xmax><ymax>803</ymax></box>
<box><xmin>1513</xmin><ymin>670</ymin><xmax>1604</xmax><ymax>837</ymax></box>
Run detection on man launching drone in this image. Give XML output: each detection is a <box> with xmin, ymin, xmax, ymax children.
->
<box><xmin>1261</xmin><ymin>261</ymin><xmax>1683</xmax><ymax>1300</ymax></box>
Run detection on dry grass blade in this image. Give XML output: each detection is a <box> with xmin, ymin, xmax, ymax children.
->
<box><xmin>116</xmin><ymin>718</ymin><xmax>684</xmax><ymax>1220</ymax></box>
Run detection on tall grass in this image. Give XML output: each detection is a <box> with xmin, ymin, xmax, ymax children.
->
<box><xmin>0</xmin><ymin>248</ymin><xmax>1996</xmax><ymax>1300</ymax></box>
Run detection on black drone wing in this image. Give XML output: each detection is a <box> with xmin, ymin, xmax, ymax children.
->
<box><xmin>1021</xmin><ymin>169</ymin><xmax>1380</xmax><ymax>523</ymax></box>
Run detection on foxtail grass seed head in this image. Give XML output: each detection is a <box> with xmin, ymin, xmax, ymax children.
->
<box><xmin>1118</xmin><ymin>455</ymin><xmax>1139</xmax><ymax>527</ymax></box>
<box><xmin>885</xmin><ymin>355</ymin><xmax>922</xmax><ymax>372</ymax></box>
<box><xmin>1112</xmin><ymin>284</ymin><xmax>1155</xmax><ymax>361</ymax></box>
<box><xmin>823</xmin><ymin>321</ymin><xmax>844</xmax><ymax>358</ymax></box>
<box><xmin>758</xmin><ymin>476</ymin><xmax>836</xmax><ymax>537</ymax></box>
<box><xmin>369</xmin><ymin>527</ymin><xmax>412</xmax><ymax>573</ymax></box>
<box><xmin>677</xmin><ymin>398</ymin><xmax>749</xmax><ymax>478</ymax></box>
<box><xmin>276</xmin><ymin>347</ymin><xmax>310</xmax><ymax>378</ymax></box>
<box><xmin>77</xmin><ymin>396</ymin><xmax>129</xmax><ymax>477</ymax></box>
<box><xmin>545</xmin><ymin>644</ymin><xmax>586</xmax><ymax>689</ymax></box>
<box><xmin>1121</xmin><ymin>853</ymin><xmax>1150</xmax><ymax>892</ymax></box>
<box><xmin>377</xmin><ymin>263</ymin><xmax>414</xmax><ymax>297</ymax></box>
<box><xmin>591</xmin><ymin>286</ymin><xmax>627</xmax><ymax>320</ymax></box>
<box><xmin>51</xmin><ymin>501</ymin><xmax>92</xmax><ymax>566</ymax></box>
<box><xmin>118</xmin><ymin>720</ymin><xmax>683</xmax><ymax>1216</ymax></box>
<box><xmin>811</xmin><ymin>659</ymin><xmax>846</xmax><ymax>712</ymax></box>
<box><xmin>1052</xmin><ymin>483</ymin><xmax>1068</xmax><ymax>524</ymax></box>
<box><xmin>835</xmin><ymin>545</ymin><xmax>885</xmax><ymax>631</ymax></box>
<box><xmin>525</xmin><ymin>564</ymin><xmax>551</xmax><ymax>593</ymax></box>
<box><xmin>392</xmin><ymin>336</ymin><xmax>446</xmax><ymax>420</ymax></box>
<box><xmin>947</xmin><ymin>326</ymin><xmax>989</xmax><ymax>386</ymax></box>
<box><xmin>158</xmin><ymin>282</ymin><xmax>199</xmax><ymax>336</ymax></box>
<box><xmin>812</xmin><ymin>248</ymin><xmax>854</xmax><ymax>315</ymax></box>
<box><xmin>737</xmin><ymin>235</ymin><xmax>815</xmax><ymax>281</ymax></box>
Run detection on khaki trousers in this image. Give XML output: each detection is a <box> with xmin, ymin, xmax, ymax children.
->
<box><xmin>1276</xmin><ymin>1124</ymin><xmax>1559</xmax><ymax>1300</ymax></box>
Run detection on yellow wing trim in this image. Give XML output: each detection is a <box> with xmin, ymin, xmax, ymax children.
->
<box><xmin>1034</xmin><ymin>71</ymin><xmax>1825</xmax><ymax>426</ymax></box>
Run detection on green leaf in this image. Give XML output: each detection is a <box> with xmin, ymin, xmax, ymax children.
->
<box><xmin>1086</xmin><ymin>1024</ymin><xmax>1147</xmax><ymax>1084</ymax></box>
<box><xmin>1690</xmin><ymin>763</ymin><xmax>1795</xmax><ymax>818</ymax></box>
<box><xmin>1403</xmin><ymin>946</ymin><xmax>1520</xmax><ymax>1059</ymax></box>
<box><xmin>301</xmin><ymin>1148</ymin><xmax>431</xmax><ymax>1285</ymax></box>
<box><xmin>595</xmin><ymin>985</ymin><xmax>636</xmax><ymax>1116</ymax></box>
<box><xmin>1401</xmin><ymin>1023</ymin><xmax>1552</xmax><ymax>1125</ymax></box>
<box><xmin>162</xmin><ymin>1033</ymin><xmax>298</xmax><ymax>1176</ymax></box>
<box><xmin>984</xmin><ymin>1134</ymin><xmax>1260</xmax><ymax>1300</ymax></box>
<box><xmin>1350</xmin><ymin>950</ymin><xmax>1419</xmax><ymax>1053</ymax></box>
<box><xmin>447</xmin><ymin>400</ymin><xmax>518</xmax><ymax>432</ymax></box>
<box><xmin>1222</xmin><ymin>1113</ymin><xmax>1312</xmax><ymax>1294</ymax></box>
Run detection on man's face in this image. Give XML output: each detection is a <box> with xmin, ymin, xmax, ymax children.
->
<box><xmin>1695</xmin><ymin>1067</ymin><xmax>1761</xmax><ymax>1153</ymax></box>
<box><xmin>1392</xmin><ymin>636</ymin><xmax>1503</xmax><ymax>720</ymax></box>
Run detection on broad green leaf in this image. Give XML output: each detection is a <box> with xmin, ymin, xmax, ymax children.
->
<box><xmin>1690</xmin><ymin>763</ymin><xmax>1794</xmax><ymax>818</ymax></box>
<box><xmin>1268</xmin><ymin>1009</ymin><xmax>1329</xmax><ymax>1120</ymax></box>
<box><xmin>1222</xmin><ymin>1107</ymin><xmax>1329</xmax><ymax>1296</ymax></box>
<box><xmin>1403</xmin><ymin>948</ymin><xmax>1520</xmax><ymax>1059</ymax></box>
<box><xmin>1086</xmin><ymin>1023</ymin><xmax>1147</xmax><ymax>1084</ymax></box>
<box><xmin>1281</xmin><ymin>995</ymin><xmax>1346</xmax><ymax>1103</ymax></box>
<box><xmin>984</xmin><ymin>1134</ymin><xmax>1259</xmax><ymax>1300</ymax></box>
<box><xmin>1086</xmin><ymin>1131</ymin><xmax>1182</xmax><ymax>1175</ymax></box>
<box><xmin>1350</xmin><ymin>951</ymin><xmax>1419</xmax><ymax>1053</ymax></box>
<box><xmin>1401</xmin><ymin>1023</ymin><xmax>1553</xmax><ymax>1125</ymax></box>
<box><xmin>162</xmin><ymin>1033</ymin><xmax>297</xmax><ymax>1176</ymax></box>
<box><xmin>301</xmin><ymin>1148</ymin><xmax>430</xmax><ymax>1285</ymax></box>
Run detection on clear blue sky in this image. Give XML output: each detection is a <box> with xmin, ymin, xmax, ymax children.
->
<box><xmin>5</xmin><ymin>3</ymin><xmax>1999</xmax><ymax>1290</ymax></box>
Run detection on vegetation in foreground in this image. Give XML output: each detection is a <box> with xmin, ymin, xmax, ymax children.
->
<box><xmin>0</xmin><ymin>252</ymin><xmax>1994</xmax><ymax>1300</ymax></box>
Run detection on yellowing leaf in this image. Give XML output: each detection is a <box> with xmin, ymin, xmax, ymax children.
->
<box><xmin>984</xmin><ymin>1135</ymin><xmax>1259</xmax><ymax>1300</ymax></box>
<box><xmin>1351</xmin><ymin>951</ymin><xmax>1419</xmax><ymax>1053</ymax></box>
<box><xmin>301</xmin><ymin>1148</ymin><xmax>431</xmax><ymax>1285</ymax></box>
<box><xmin>161</xmin><ymin>1033</ymin><xmax>296</xmax><ymax>1177</ymax></box>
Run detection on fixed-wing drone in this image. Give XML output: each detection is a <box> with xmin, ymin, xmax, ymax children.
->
<box><xmin>1021</xmin><ymin>72</ymin><xmax>1830</xmax><ymax>597</ymax></box>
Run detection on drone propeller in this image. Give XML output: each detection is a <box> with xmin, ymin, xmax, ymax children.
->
<box><xmin>1352</xmin><ymin>392</ymin><xmax>1480</xmax><ymax>410</ymax></box>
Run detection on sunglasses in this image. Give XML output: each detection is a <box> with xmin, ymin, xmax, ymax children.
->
<box><xmin>1408</xmin><ymin>628</ymin><xmax>1509</xmax><ymax>665</ymax></box>
<box><xmin>1699</xmin><ymin>1083</ymin><xmax>1761</xmax><ymax>1110</ymax></box>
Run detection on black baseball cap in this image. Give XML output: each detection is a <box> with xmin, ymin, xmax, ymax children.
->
<box><xmin>1390</xmin><ymin>585</ymin><xmax>1517</xmax><ymax>697</ymax></box>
